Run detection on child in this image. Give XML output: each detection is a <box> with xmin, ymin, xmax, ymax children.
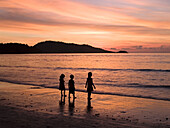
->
<box><xmin>85</xmin><ymin>72</ymin><xmax>96</xmax><ymax>100</ymax></box>
<box><xmin>59</xmin><ymin>74</ymin><xmax>66</xmax><ymax>97</ymax></box>
<box><xmin>68</xmin><ymin>74</ymin><xmax>76</xmax><ymax>98</ymax></box>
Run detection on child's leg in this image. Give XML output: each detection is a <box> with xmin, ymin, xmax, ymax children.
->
<box><xmin>63</xmin><ymin>94</ymin><xmax>65</xmax><ymax>103</ymax></box>
<box><xmin>88</xmin><ymin>91</ymin><xmax>91</xmax><ymax>99</ymax></box>
<box><xmin>61</xmin><ymin>90</ymin><xmax>62</xmax><ymax>96</ymax></box>
<box><xmin>64</xmin><ymin>89</ymin><xmax>65</xmax><ymax>96</ymax></box>
<box><xmin>73</xmin><ymin>91</ymin><xmax>75</xmax><ymax>98</ymax></box>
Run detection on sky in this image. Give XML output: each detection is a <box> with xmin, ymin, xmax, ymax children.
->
<box><xmin>0</xmin><ymin>0</ymin><xmax>170</xmax><ymax>52</ymax></box>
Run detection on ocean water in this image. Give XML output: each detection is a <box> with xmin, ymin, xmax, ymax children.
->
<box><xmin>0</xmin><ymin>53</ymin><xmax>170</xmax><ymax>101</ymax></box>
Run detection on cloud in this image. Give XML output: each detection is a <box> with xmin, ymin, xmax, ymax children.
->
<box><xmin>120</xmin><ymin>48</ymin><xmax>131</xmax><ymax>50</ymax></box>
<box><xmin>132</xmin><ymin>45</ymin><xmax>143</xmax><ymax>49</ymax></box>
<box><xmin>0</xmin><ymin>7</ymin><xmax>81</xmax><ymax>26</ymax></box>
<box><xmin>1</xmin><ymin>0</ymin><xmax>170</xmax><ymax>27</ymax></box>
<box><xmin>110</xmin><ymin>48</ymin><xmax>117</xmax><ymax>50</ymax></box>
<box><xmin>120</xmin><ymin>44</ymin><xmax>170</xmax><ymax>52</ymax></box>
<box><xmin>131</xmin><ymin>45</ymin><xmax>170</xmax><ymax>50</ymax></box>
<box><xmin>1</xmin><ymin>7</ymin><xmax>170</xmax><ymax>37</ymax></box>
<box><xmin>1</xmin><ymin>0</ymin><xmax>170</xmax><ymax>29</ymax></box>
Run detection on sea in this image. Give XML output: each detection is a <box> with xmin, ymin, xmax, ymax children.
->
<box><xmin>0</xmin><ymin>53</ymin><xmax>170</xmax><ymax>101</ymax></box>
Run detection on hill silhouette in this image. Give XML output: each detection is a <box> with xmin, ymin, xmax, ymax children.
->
<box><xmin>0</xmin><ymin>43</ymin><xmax>33</xmax><ymax>54</ymax></box>
<box><xmin>0</xmin><ymin>41</ymin><xmax>127</xmax><ymax>54</ymax></box>
<box><xmin>33</xmin><ymin>41</ymin><xmax>112</xmax><ymax>53</ymax></box>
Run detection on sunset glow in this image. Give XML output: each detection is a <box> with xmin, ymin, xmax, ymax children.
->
<box><xmin>0</xmin><ymin>0</ymin><xmax>170</xmax><ymax>52</ymax></box>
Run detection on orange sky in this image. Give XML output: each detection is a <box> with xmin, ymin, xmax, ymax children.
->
<box><xmin>0</xmin><ymin>0</ymin><xmax>170</xmax><ymax>52</ymax></box>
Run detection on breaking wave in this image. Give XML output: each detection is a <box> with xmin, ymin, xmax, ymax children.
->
<box><xmin>0</xmin><ymin>65</ymin><xmax>170</xmax><ymax>72</ymax></box>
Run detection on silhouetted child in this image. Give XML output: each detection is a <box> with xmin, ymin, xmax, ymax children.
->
<box><xmin>85</xmin><ymin>72</ymin><xmax>96</xmax><ymax>100</ymax></box>
<box><xmin>59</xmin><ymin>74</ymin><xmax>66</xmax><ymax>97</ymax></box>
<box><xmin>68</xmin><ymin>74</ymin><xmax>76</xmax><ymax>99</ymax></box>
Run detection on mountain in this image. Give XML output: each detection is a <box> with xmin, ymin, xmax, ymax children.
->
<box><xmin>33</xmin><ymin>41</ymin><xmax>112</xmax><ymax>53</ymax></box>
<box><xmin>0</xmin><ymin>43</ymin><xmax>32</xmax><ymax>54</ymax></box>
<box><xmin>0</xmin><ymin>41</ymin><xmax>127</xmax><ymax>54</ymax></box>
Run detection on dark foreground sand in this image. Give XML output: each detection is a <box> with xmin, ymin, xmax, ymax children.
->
<box><xmin>0</xmin><ymin>82</ymin><xmax>170</xmax><ymax>128</ymax></box>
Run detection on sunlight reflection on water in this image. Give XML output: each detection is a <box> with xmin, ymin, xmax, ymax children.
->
<box><xmin>0</xmin><ymin>53</ymin><xmax>170</xmax><ymax>101</ymax></box>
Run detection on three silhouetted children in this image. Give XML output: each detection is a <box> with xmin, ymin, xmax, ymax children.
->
<box><xmin>59</xmin><ymin>72</ymin><xmax>96</xmax><ymax>102</ymax></box>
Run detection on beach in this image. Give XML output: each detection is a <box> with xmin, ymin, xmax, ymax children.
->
<box><xmin>1</xmin><ymin>0</ymin><xmax>170</xmax><ymax>126</ymax></box>
<box><xmin>0</xmin><ymin>81</ymin><xmax>170</xmax><ymax>128</ymax></box>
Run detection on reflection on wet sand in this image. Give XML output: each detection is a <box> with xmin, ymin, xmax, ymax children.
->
<box><xmin>87</xmin><ymin>98</ymin><xmax>93</xmax><ymax>113</ymax></box>
<box><xmin>59</xmin><ymin>95</ymin><xmax>65</xmax><ymax>113</ymax></box>
<box><xmin>68</xmin><ymin>97</ymin><xmax>75</xmax><ymax>116</ymax></box>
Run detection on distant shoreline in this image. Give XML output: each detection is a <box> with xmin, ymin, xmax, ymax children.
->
<box><xmin>0</xmin><ymin>52</ymin><xmax>128</xmax><ymax>54</ymax></box>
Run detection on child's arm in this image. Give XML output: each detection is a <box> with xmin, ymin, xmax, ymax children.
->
<box><xmin>85</xmin><ymin>80</ymin><xmax>87</xmax><ymax>88</ymax></box>
<box><xmin>92</xmin><ymin>79</ymin><xmax>96</xmax><ymax>89</ymax></box>
<box><xmin>93</xmin><ymin>84</ymin><xmax>96</xmax><ymax>89</ymax></box>
<box><xmin>73</xmin><ymin>80</ymin><xmax>75</xmax><ymax>88</ymax></box>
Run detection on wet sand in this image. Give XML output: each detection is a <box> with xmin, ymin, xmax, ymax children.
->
<box><xmin>0</xmin><ymin>81</ymin><xmax>170</xmax><ymax>128</ymax></box>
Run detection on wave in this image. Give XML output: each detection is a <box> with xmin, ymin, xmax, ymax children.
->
<box><xmin>0</xmin><ymin>79</ymin><xmax>170</xmax><ymax>102</ymax></box>
<box><xmin>0</xmin><ymin>77</ymin><xmax>169</xmax><ymax>90</ymax></box>
<box><xmin>91</xmin><ymin>91</ymin><xmax>170</xmax><ymax>102</ymax></box>
<box><xmin>0</xmin><ymin>65</ymin><xmax>170</xmax><ymax>72</ymax></box>
<box><xmin>0</xmin><ymin>78</ymin><xmax>46</xmax><ymax>87</ymax></box>
<box><xmin>95</xmin><ymin>83</ymin><xmax>170</xmax><ymax>88</ymax></box>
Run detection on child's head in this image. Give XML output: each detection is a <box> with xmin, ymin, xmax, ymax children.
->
<box><xmin>70</xmin><ymin>74</ymin><xmax>74</xmax><ymax>79</ymax></box>
<box><xmin>60</xmin><ymin>74</ymin><xmax>65</xmax><ymax>79</ymax></box>
<box><xmin>88</xmin><ymin>72</ymin><xmax>92</xmax><ymax>78</ymax></box>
